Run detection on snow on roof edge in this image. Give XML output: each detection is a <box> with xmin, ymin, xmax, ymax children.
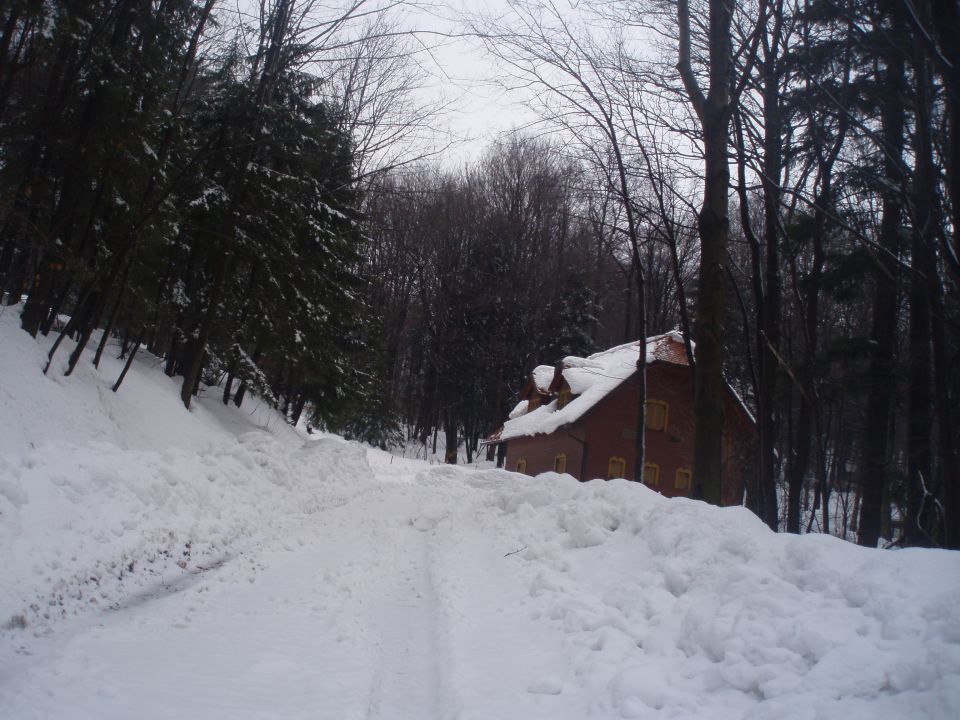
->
<box><xmin>502</xmin><ymin>334</ymin><xmax>681</xmax><ymax>442</ymax></box>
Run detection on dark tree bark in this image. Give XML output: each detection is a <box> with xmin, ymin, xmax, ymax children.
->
<box><xmin>903</xmin><ymin>21</ymin><xmax>937</xmax><ymax>546</ymax></box>
<box><xmin>931</xmin><ymin>257</ymin><xmax>959</xmax><ymax>548</ymax></box>
<box><xmin>113</xmin><ymin>327</ymin><xmax>146</xmax><ymax>393</ymax></box>
<box><xmin>858</xmin><ymin>5</ymin><xmax>906</xmax><ymax>547</ymax></box>
<box><xmin>233</xmin><ymin>346</ymin><xmax>261</xmax><ymax>409</ymax></box>
<box><xmin>444</xmin><ymin>410</ymin><xmax>458</xmax><ymax>464</ymax></box>
<box><xmin>93</xmin><ymin>254</ymin><xmax>134</xmax><ymax>369</ymax></box>
<box><xmin>927</xmin><ymin>0</ymin><xmax>960</xmax><ymax>279</ymax></box>
<box><xmin>755</xmin><ymin>6</ymin><xmax>784</xmax><ymax>529</ymax></box>
<box><xmin>678</xmin><ymin>0</ymin><xmax>733</xmax><ymax>505</ymax></box>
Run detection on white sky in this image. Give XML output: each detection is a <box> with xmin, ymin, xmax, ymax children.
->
<box><xmin>396</xmin><ymin>0</ymin><xmax>542</xmax><ymax>164</ymax></box>
<box><xmin>229</xmin><ymin>0</ymin><xmax>539</xmax><ymax>167</ymax></box>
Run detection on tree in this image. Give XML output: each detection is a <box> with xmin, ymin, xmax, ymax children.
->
<box><xmin>677</xmin><ymin>0</ymin><xmax>734</xmax><ymax>505</ymax></box>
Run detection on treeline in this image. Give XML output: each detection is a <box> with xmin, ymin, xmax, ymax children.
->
<box><xmin>474</xmin><ymin>0</ymin><xmax>959</xmax><ymax>547</ymax></box>
<box><xmin>3</xmin><ymin>1</ymin><xmax>957</xmax><ymax>549</ymax></box>
<box><xmin>359</xmin><ymin>136</ymin><xmax>686</xmax><ymax>459</ymax></box>
<box><xmin>718</xmin><ymin>0</ymin><xmax>959</xmax><ymax>548</ymax></box>
<box><xmin>1</xmin><ymin>1</ymin><xmax>682</xmax><ymax>454</ymax></box>
<box><xmin>0</xmin><ymin>0</ymin><xmax>368</xmax><ymax>424</ymax></box>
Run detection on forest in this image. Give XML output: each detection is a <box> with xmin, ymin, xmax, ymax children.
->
<box><xmin>0</xmin><ymin>0</ymin><xmax>957</xmax><ymax>550</ymax></box>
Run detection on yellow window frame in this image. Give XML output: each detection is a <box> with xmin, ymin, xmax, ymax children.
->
<box><xmin>554</xmin><ymin>453</ymin><xmax>567</xmax><ymax>474</ymax></box>
<box><xmin>516</xmin><ymin>458</ymin><xmax>527</xmax><ymax>473</ymax></box>
<box><xmin>645</xmin><ymin>400</ymin><xmax>669</xmax><ymax>431</ymax></box>
<box><xmin>675</xmin><ymin>468</ymin><xmax>692</xmax><ymax>491</ymax></box>
<box><xmin>643</xmin><ymin>462</ymin><xmax>660</xmax><ymax>486</ymax></box>
<box><xmin>607</xmin><ymin>456</ymin><xmax>626</xmax><ymax>479</ymax></box>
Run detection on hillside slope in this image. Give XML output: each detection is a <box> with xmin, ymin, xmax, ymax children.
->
<box><xmin>1</xmin><ymin>305</ymin><xmax>958</xmax><ymax>720</ymax></box>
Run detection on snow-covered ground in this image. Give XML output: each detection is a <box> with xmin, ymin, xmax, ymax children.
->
<box><xmin>1</xmin><ymin>305</ymin><xmax>959</xmax><ymax>720</ymax></box>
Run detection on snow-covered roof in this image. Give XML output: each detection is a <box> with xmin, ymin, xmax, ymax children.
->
<box><xmin>500</xmin><ymin>332</ymin><xmax>690</xmax><ymax>441</ymax></box>
<box><xmin>532</xmin><ymin>365</ymin><xmax>555</xmax><ymax>394</ymax></box>
<box><xmin>507</xmin><ymin>400</ymin><xmax>529</xmax><ymax>419</ymax></box>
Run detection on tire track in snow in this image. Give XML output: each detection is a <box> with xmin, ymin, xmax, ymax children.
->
<box><xmin>362</xmin><ymin>479</ymin><xmax>446</xmax><ymax>720</ymax></box>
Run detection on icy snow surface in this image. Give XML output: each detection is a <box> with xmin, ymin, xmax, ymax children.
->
<box><xmin>1</xmin><ymin>307</ymin><xmax>959</xmax><ymax>719</ymax></box>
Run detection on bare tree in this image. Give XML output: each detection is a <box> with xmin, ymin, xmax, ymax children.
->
<box><xmin>676</xmin><ymin>0</ymin><xmax>735</xmax><ymax>504</ymax></box>
<box><xmin>471</xmin><ymin>1</ymin><xmax>652</xmax><ymax>481</ymax></box>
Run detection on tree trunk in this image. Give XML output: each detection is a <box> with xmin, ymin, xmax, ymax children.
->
<box><xmin>757</xmin><ymin>19</ymin><xmax>784</xmax><ymax>530</ymax></box>
<box><xmin>903</xmin><ymin>38</ymin><xmax>936</xmax><ymax>546</ymax></box>
<box><xmin>681</xmin><ymin>0</ymin><xmax>733</xmax><ymax>506</ymax></box>
<box><xmin>233</xmin><ymin>346</ymin><xmax>261</xmax><ymax>409</ymax></box>
<box><xmin>444</xmin><ymin>408</ymin><xmax>458</xmax><ymax>464</ymax></box>
<box><xmin>290</xmin><ymin>392</ymin><xmax>306</xmax><ymax>426</ymax></box>
<box><xmin>113</xmin><ymin>327</ymin><xmax>146</xmax><ymax>393</ymax></box>
<box><xmin>93</xmin><ymin>255</ymin><xmax>134</xmax><ymax>368</ymax></box>
<box><xmin>929</xmin><ymin>0</ymin><xmax>960</xmax><ymax>278</ymax></box>
<box><xmin>931</xmin><ymin>269</ymin><xmax>959</xmax><ymax>548</ymax></box>
<box><xmin>858</xmin><ymin>9</ymin><xmax>905</xmax><ymax>547</ymax></box>
<box><xmin>180</xmin><ymin>231</ymin><xmax>232</xmax><ymax>408</ymax></box>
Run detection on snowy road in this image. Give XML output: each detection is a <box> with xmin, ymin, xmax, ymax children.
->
<box><xmin>0</xmin><ymin>441</ymin><xmax>556</xmax><ymax>719</ymax></box>
<box><xmin>362</xmin><ymin>496</ymin><xmax>442</xmax><ymax>720</ymax></box>
<box><xmin>2</xmin><ymin>437</ymin><xmax>960</xmax><ymax>720</ymax></box>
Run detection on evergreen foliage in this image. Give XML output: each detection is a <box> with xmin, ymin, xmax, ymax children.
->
<box><xmin>0</xmin><ymin>0</ymin><xmax>368</xmax><ymax>423</ymax></box>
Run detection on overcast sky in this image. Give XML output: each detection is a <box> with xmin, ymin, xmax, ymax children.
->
<box><xmin>398</xmin><ymin>0</ymin><xmax>541</xmax><ymax>164</ymax></box>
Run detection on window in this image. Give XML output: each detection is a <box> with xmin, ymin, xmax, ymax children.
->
<box><xmin>607</xmin><ymin>456</ymin><xmax>626</xmax><ymax>478</ymax></box>
<box><xmin>643</xmin><ymin>463</ymin><xmax>660</xmax><ymax>486</ymax></box>
<box><xmin>554</xmin><ymin>453</ymin><xmax>567</xmax><ymax>474</ymax></box>
<box><xmin>722</xmin><ymin>436</ymin><xmax>733</xmax><ymax>463</ymax></box>
<box><xmin>516</xmin><ymin>458</ymin><xmax>527</xmax><ymax>473</ymax></box>
<box><xmin>645</xmin><ymin>400</ymin><xmax>668</xmax><ymax>431</ymax></box>
<box><xmin>529</xmin><ymin>396</ymin><xmax>540</xmax><ymax>410</ymax></box>
<box><xmin>675</xmin><ymin>468</ymin><xmax>692</xmax><ymax>491</ymax></box>
<box><xmin>558</xmin><ymin>389</ymin><xmax>572</xmax><ymax>409</ymax></box>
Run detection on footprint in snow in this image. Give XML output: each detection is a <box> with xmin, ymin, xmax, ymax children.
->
<box><xmin>527</xmin><ymin>676</ymin><xmax>564</xmax><ymax>695</ymax></box>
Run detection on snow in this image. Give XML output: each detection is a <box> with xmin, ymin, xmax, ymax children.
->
<box><xmin>533</xmin><ymin>364</ymin><xmax>556</xmax><ymax>393</ymax></box>
<box><xmin>1</xmin><ymin>306</ymin><xmax>959</xmax><ymax>719</ymax></box>
<box><xmin>508</xmin><ymin>399</ymin><xmax>529</xmax><ymax>419</ymax></box>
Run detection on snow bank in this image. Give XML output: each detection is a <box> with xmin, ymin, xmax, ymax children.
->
<box><xmin>0</xmin><ymin>434</ymin><xmax>370</xmax><ymax>628</ymax></box>
<box><xmin>0</xmin><ymin>305</ymin><xmax>317</xmax><ymax>627</ymax></box>
<box><xmin>440</xmin><ymin>473</ymin><xmax>960</xmax><ymax>719</ymax></box>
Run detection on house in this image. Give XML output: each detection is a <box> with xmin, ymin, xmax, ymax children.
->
<box><xmin>486</xmin><ymin>332</ymin><xmax>755</xmax><ymax>505</ymax></box>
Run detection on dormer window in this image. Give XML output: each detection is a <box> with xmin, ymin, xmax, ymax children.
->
<box><xmin>529</xmin><ymin>395</ymin><xmax>540</xmax><ymax>410</ymax></box>
<box><xmin>558</xmin><ymin>389</ymin><xmax>572</xmax><ymax>408</ymax></box>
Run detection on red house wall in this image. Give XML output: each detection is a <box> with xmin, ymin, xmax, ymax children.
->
<box><xmin>504</xmin><ymin>362</ymin><xmax>754</xmax><ymax>506</ymax></box>
<box><xmin>504</xmin><ymin>431</ymin><xmax>585</xmax><ymax>478</ymax></box>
